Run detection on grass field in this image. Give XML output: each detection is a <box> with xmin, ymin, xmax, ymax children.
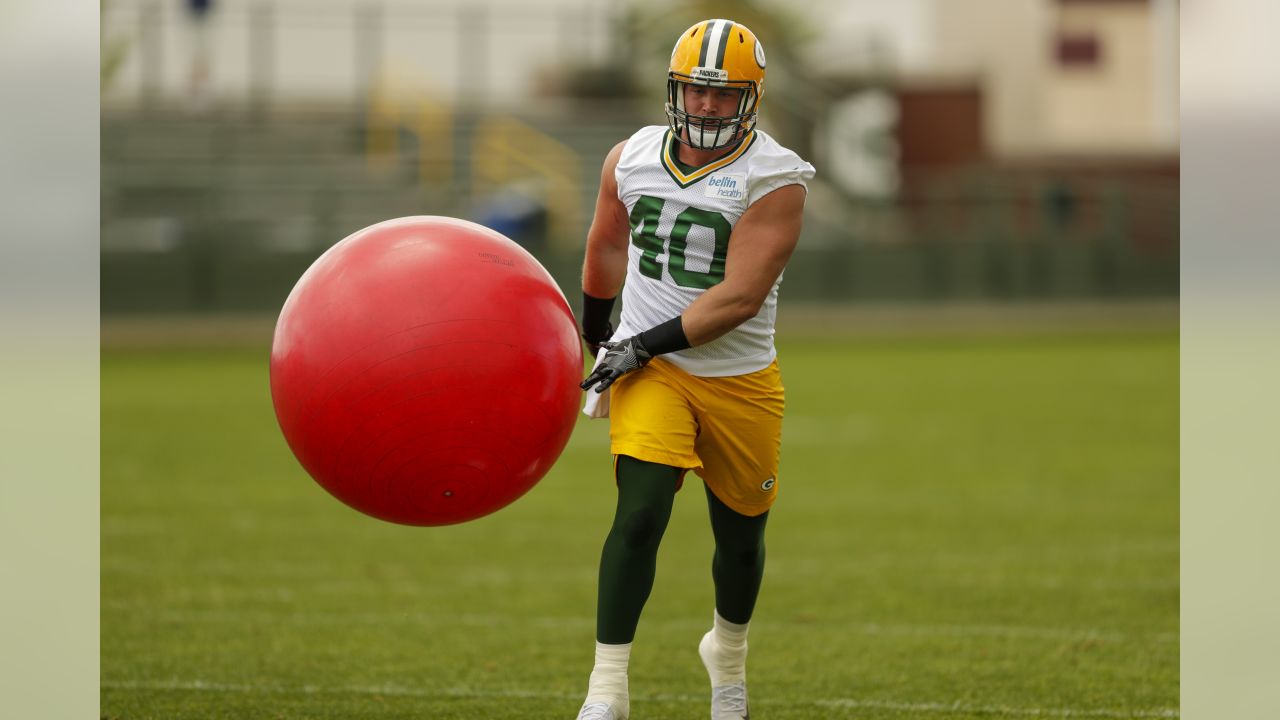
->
<box><xmin>101</xmin><ymin>329</ymin><xmax>1178</xmax><ymax>719</ymax></box>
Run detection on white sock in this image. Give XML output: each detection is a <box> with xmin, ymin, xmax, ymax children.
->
<box><xmin>702</xmin><ymin>610</ymin><xmax>749</xmax><ymax>685</ymax></box>
<box><xmin>584</xmin><ymin>641</ymin><xmax>631</xmax><ymax>706</ymax></box>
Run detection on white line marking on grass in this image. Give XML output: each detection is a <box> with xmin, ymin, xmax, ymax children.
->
<box><xmin>855</xmin><ymin>622</ymin><xmax>1179</xmax><ymax>644</ymax></box>
<box><xmin>101</xmin><ymin>679</ymin><xmax>1179</xmax><ymax>718</ymax></box>
<box><xmin>101</xmin><ymin>679</ymin><xmax>570</xmax><ymax>700</ymax></box>
<box><xmin>99</xmin><ymin>607</ymin><xmax>594</xmax><ymax>629</ymax></box>
<box><xmin>99</xmin><ymin>604</ymin><xmax>1177</xmax><ymax>644</ymax></box>
<box><xmin>810</xmin><ymin>697</ymin><xmax>1179</xmax><ymax>718</ymax></box>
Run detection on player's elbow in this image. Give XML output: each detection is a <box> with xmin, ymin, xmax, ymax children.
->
<box><xmin>723</xmin><ymin>293</ymin><xmax>764</xmax><ymax>325</ymax></box>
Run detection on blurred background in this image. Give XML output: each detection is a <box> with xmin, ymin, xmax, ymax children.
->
<box><xmin>101</xmin><ymin>0</ymin><xmax>1178</xmax><ymax>318</ymax></box>
<box><xmin>96</xmin><ymin>4</ymin><xmax>1182</xmax><ymax>716</ymax></box>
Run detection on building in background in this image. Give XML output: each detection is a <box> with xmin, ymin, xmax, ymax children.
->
<box><xmin>102</xmin><ymin>0</ymin><xmax>1178</xmax><ymax>154</ymax></box>
<box><xmin>100</xmin><ymin>0</ymin><xmax>1179</xmax><ymax>312</ymax></box>
<box><xmin>800</xmin><ymin>0</ymin><xmax>1178</xmax><ymax>173</ymax></box>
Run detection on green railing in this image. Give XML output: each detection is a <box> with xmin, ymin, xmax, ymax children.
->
<box><xmin>101</xmin><ymin>112</ymin><xmax>1177</xmax><ymax>314</ymax></box>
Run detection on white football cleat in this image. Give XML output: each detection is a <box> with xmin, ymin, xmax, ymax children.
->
<box><xmin>710</xmin><ymin>682</ymin><xmax>750</xmax><ymax>719</ymax></box>
<box><xmin>576</xmin><ymin>698</ymin><xmax>628</xmax><ymax>720</ymax></box>
<box><xmin>699</xmin><ymin>631</ymin><xmax>750</xmax><ymax>719</ymax></box>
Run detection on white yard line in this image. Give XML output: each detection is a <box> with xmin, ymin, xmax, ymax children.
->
<box><xmin>98</xmin><ymin>603</ymin><xmax>1177</xmax><ymax>643</ymax></box>
<box><xmin>101</xmin><ymin>678</ymin><xmax>1179</xmax><ymax>718</ymax></box>
<box><xmin>809</xmin><ymin>696</ymin><xmax>1179</xmax><ymax>717</ymax></box>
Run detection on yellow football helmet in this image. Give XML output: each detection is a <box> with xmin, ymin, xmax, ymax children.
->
<box><xmin>666</xmin><ymin>19</ymin><xmax>767</xmax><ymax>151</ymax></box>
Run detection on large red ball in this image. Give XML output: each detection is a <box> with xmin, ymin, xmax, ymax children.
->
<box><xmin>269</xmin><ymin>216</ymin><xmax>582</xmax><ymax>526</ymax></box>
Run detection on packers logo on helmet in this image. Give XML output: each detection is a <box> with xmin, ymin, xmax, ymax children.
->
<box><xmin>666</xmin><ymin>19</ymin><xmax>766</xmax><ymax>151</ymax></box>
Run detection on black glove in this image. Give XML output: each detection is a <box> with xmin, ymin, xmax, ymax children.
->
<box><xmin>579</xmin><ymin>335</ymin><xmax>653</xmax><ymax>393</ymax></box>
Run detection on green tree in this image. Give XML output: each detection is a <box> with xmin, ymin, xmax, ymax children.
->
<box><xmin>101</xmin><ymin>0</ymin><xmax>131</xmax><ymax>88</ymax></box>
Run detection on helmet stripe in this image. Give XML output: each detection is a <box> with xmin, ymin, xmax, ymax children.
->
<box><xmin>697</xmin><ymin>22</ymin><xmax>714</xmax><ymax>67</ymax></box>
<box><xmin>713</xmin><ymin>21</ymin><xmax>735</xmax><ymax>69</ymax></box>
<box><xmin>699</xmin><ymin>20</ymin><xmax>732</xmax><ymax>70</ymax></box>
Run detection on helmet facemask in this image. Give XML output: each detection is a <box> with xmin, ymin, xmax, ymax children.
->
<box><xmin>665</xmin><ymin>74</ymin><xmax>759</xmax><ymax>151</ymax></box>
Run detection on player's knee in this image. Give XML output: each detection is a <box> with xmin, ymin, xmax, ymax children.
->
<box><xmin>722</xmin><ymin>540</ymin><xmax>765</xmax><ymax>569</ymax></box>
<box><xmin>615</xmin><ymin>509</ymin><xmax>664</xmax><ymax>551</ymax></box>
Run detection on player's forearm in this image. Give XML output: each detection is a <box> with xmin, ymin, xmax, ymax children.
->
<box><xmin>679</xmin><ymin>284</ymin><xmax>761</xmax><ymax>347</ymax></box>
<box><xmin>582</xmin><ymin>235</ymin><xmax>629</xmax><ymax>298</ymax></box>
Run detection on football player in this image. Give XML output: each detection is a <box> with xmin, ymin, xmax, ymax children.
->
<box><xmin>575</xmin><ymin>18</ymin><xmax>816</xmax><ymax>720</ymax></box>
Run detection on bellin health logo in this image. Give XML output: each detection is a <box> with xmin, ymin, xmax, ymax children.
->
<box><xmin>705</xmin><ymin>174</ymin><xmax>745</xmax><ymax>200</ymax></box>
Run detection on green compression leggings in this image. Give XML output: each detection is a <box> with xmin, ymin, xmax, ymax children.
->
<box><xmin>596</xmin><ymin>456</ymin><xmax>769</xmax><ymax>644</ymax></box>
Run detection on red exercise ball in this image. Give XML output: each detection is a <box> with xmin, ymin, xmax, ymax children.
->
<box><xmin>270</xmin><ymin>216</ymin><xmax>582</xmax><ymax>526</ymax></box>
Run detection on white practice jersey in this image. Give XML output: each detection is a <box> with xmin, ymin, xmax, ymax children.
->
<box><xmin>613</xmin><ymin>125</ymin><xmax>816</xmax><ymax>377</ymax></box>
